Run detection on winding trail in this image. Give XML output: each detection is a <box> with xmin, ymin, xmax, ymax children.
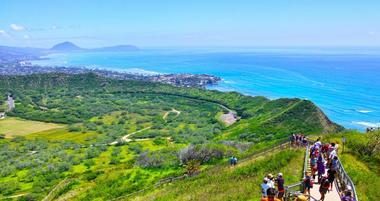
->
<box><xmin>109</xmin><ymin>126</ymin><xmax>152</xmax><ymax>145</ymax></box>
<box><xmin>163</xmin><ymin>108</ymin><xmax>181</xmax><ymax>121</ymax></box>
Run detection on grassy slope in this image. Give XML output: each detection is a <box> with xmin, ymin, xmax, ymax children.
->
<box><xmin>0</xmin><ymin>117</ymin><xmax>63</xmax><ymax>138</ymax></box>
<box><xmin>0</xmin><ymin>73</ymin><xmax>342</xmax><ymax>140</ymax></box>
<box><xmin>26</xmin><ymin>128</ymin><xmax>98</xmax><ymax>144</ymax></box>
<box><xmin>131</xmin><ymin>149</ymin><xmax>304</xmax><ymax>201</ymax></box>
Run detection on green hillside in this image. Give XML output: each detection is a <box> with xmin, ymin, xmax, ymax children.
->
<box><xmin>0</xmin><ymin>73</ymin><xmax>342</xmax><ymax>200</ymax></box>
<box><xmin>132</xmin><ymin>149</ymin><xmax>304</xmax><ymax>201</ymax></box>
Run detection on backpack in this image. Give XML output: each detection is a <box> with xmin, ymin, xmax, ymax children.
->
<box><xmin>304</xmin><ymin>176</ymin><xmax>313</xmax><ymax>188</ymax></box>
<box><xmin>321</xmin><ymin>177</ymin><xmax>329</xmax><ymax>188</ymax></box>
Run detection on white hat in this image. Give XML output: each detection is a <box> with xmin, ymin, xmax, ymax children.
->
<box><xmin>346</xmin><ymin>185</ymin><xmax>352</xmax><ymax>191</ymax></box>
<box><xmin>278</xmin><ymin>172</ymin><xmax>283</xmax><ymax>177</ymax></box>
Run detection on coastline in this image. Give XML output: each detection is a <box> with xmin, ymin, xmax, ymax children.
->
<box><xmin>8</xmin><ymin>50</ymin><xmax>380</xmax><ymax>131</ymax></box>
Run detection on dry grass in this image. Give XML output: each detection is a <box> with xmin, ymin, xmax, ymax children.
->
<box><xmin>0</xmin><ymin>117</ymin><xmax>64</xmax><ymax>138</ymax></box>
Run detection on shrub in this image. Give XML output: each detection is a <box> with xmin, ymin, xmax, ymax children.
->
<box><xmin>136</xmin><ymin>149</ymin><xmax>179</xmax><ymax>168</ymax></box>
<box><xmin>179</xmin><ymin>144</ymin><xmax>227</xmax><ymax>165</ymax></box>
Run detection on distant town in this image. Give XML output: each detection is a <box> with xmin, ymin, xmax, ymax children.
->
<box><xmin>0</xmin><ymin>42</ymin><xmax>221</xmax><ymax>88</ymax></box>
<box><xmin>0</xmin><ymin>63</ymin><xmax>221</xmax><ymax>88</ymax></box>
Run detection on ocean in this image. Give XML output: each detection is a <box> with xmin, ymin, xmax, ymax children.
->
<box><xmin>31</xmin><ymin>47</ymin><xmax>380</xmax><ymax>130</ymax></box>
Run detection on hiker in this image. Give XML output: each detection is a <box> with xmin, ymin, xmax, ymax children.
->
<box><xmin>319</xmin><ymin>175</ymin><xmax>330</xmax><ymax>201</ymax></box>
<box><xmin>330</xmin><ymin>156</ymin><xmax>338</xmax><ymax>171</ymax></box>
<box><xmin>310</xmin><ymin>155</ymin><xmax>318</xmax><ymax>180</ymax></box>
<box><xmin>275</xmin><ymin>173</ymin><xmax>285</xmax><ymax>200</ymax></box>
<box><xmin>290</xmin><ymin>134</ymin><xmax>296</xmax><ymax>147</ymax></box>
<box><xmin>261</xmin><ymin>178</ymin><xmax>271</xmax><ymax>198</ymax></box>
<box><xmin>317</xmin><ymin>155</ymin><xmax>325</xmax><ymax>183</ymax></box>
<box><xmin>267</xmin><ymin>173</ymin><xmax>275</xmax><ymax>188</ymax></box>
<box><xmin>340</xmin><ymin>186</ymin><xmax>354</xmax><ymax>201</ymax></box>
<box><xmin>340</xmin><ymin>191</ymin><xmax>354</xmax><ymax>201</ymax></box>
<box><xmin>327</xmin><ymin>169</ymin><xmax>336</xmax><ymax>191</ymax></box>
<box><xmin>261</xmin><ymin>188</ymin><xmax>281</xmax><ymax>201</ymax></box>
<box><xmin>314</xmin><ymin>137</ymin><xmax>322</xmax><ymax>148</ymax></box>
<box><xmin>233</xmin><ymin>156</ymin><xmax>238</xmax><ymax>165</ymax></box>
<box><xmin>302</xmin><ymin>172</ymin><xmax>313</xmax><ymax>195</ymax></box>
<box><xmin>294</xmin><ymin>195</ymin><xmax>307</xmax><ymax>201</ymax></box>
<box><xmin>230</xmin><ymin>156</ymin><xmax>237</xmax><ymax>166</ymax></box>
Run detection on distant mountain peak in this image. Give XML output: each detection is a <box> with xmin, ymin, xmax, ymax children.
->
<box><xmin>50</xmin><ymin>41</ymin><xmax>83</xmax><ymax>51</ymax></box>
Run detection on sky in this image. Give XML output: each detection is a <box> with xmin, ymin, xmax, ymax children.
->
<box><xmin>0</xmin><ymin>0</ymin><xmax>380</xmax><ymax>48</ymax></box>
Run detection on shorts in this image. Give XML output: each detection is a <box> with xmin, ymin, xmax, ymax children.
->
<box><xmin>320</xmin><ymin>187</ymin><xmax>328</xmax><ymax>194</ymax></box>
<box><xmin>277</xmin><ymin>191</ymin><xmax>284</xmax><ymax>198</ymax></box>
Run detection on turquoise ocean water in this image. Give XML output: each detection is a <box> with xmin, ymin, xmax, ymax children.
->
<box><xmin>31</xmin><ymin>48</ymin><xmax>380</xmax><ymax>130</ymax></box>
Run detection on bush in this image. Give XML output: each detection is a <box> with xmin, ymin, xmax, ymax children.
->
<box><xmin>0</xmin><ymin>181</ymin><xmax>20</xmax><ymax>196</ymax></box>
<box><xmin>179</xmin><ymin>144</ymin><xmax>227</xmax><ymax>165</ymax></box>
<box><xmin>136</xmin><ymin>149</ymin><xmax>179</xmax><ymax>168</ymax></box>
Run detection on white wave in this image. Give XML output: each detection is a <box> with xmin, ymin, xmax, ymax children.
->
<box><xmin>356</xmin><ymin>109</ymin><xmax>373</xmax><ymax>113</ymax></box>
<box><xmin>352</xmin><ymin>121</ymin><xmax>380</xmax><ymax>128</ymax></box>
<box><xmin>223</xmin><ymin>80</ymin><xmax>237</xmax><ymax>84</ymax></box>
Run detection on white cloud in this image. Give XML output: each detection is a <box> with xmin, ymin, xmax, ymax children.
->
<box><xmin>0</xmin><ymin>29</ymin><xmax>9</xmax><ymax>37</ymax></box>
<box><xmin>23</xmin><ymin>34</ymin><xmax>30</xmax><ymax>39</ymax></box>
<box><xmin>369</xmin><ymin>31</ymin><xmax>376</xmax><ymax>35</ymax></box>
<box><xmin>10</xmin><ymin>23</ymin><xmax>25</xmax><ymax>31</ymax></box>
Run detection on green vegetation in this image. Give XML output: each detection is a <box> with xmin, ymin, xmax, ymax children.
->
<box><xmin>0</xmin><ymin>73</ymin><xmax>342</xmax><ymax>200</ymax></box>
<box><xmin>132</xmin><ymin>149</ymin><xmax>304</xmax><ymax>201</ymax></box>
<box><xmin>322</xmin><ymin>130</ymin><xmax>380</xmax><ymax>201</ymax></box>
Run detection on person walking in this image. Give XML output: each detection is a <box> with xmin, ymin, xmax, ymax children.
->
<box><xmin>319</xmin><ymin>176</ymin><xmax>330</xmax><ymax>201</ymax></box>
<box><xmin>303</xmin><ymin>172</ymin><xmax>313</xmax><ymax>195</ymax></box>
<box><xmin>317</xmin><ymin>155</ymin><xmax>326</xmax><ymax>183</ymax></box>
<box><xmin>261</xmin><ymin>178</ymin><xmax>271</xmax><ymax>198</ymax></box>
<box><xmin>267</xmin><ymin>174</ymin><xmax>275</xmax><ymax>188</ymax></box>
<box><xmin>327</xmin><ymin>169</ymin><xmax>336</xmax><ymax>191</ymax></box>
<box><xmin>275</xmin><ymin>173</ymin><xmax>285</xmax><ymax>200</ymax></box>
<box><xmin>233</xmin><ymin>156</ymin><xmax>238</xmax><ymax>166</ymax></box>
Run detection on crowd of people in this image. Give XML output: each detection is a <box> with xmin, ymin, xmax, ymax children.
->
<box><xmin>260</xmin><ymin>173</ymin><xmax>285</xmax><ymax>201</ymax></box>
<box><xmin>290</xmin><ymin>134</ymin><xmax>308</xmax><ymax>148</ymax></box>
<box><xmin>260</xmin><ymin>137</ymin><xmax>355</xmax><ymax>201</ymax></box>
<box><xmin>301</xmin><ymin>138</ymin><xmax>355</xmax><ymax>201</ymax></box>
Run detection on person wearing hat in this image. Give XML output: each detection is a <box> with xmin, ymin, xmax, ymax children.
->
<box><xmin>294</xmin><ymin>194</ymin><xmax>307</xmax><ymax>201</ymax></box>
<box><xmin>261</xmin><ymin>177</ymin><xmax>271</xmax><ymax>198</ymax></box>
<box><xmin>275</xmin><ymin>173</ymin><xmax>285</xmax><ymax>200</ymax></box>
<box><xmin>267</xmin><ymin>173</ymin><xmax>275</xmax><ymax>188</ymax></box>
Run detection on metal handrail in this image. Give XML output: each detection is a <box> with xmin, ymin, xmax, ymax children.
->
<box><xmin>335</xmin><ymin>158</ymin><xmax>359</xmax><ymax>201</ymax></box>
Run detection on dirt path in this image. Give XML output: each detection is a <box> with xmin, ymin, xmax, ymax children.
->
<box><xmin>1</xmin><ymin>194</ymin><xmax>27</xmax><ymax>200</ymax></box>
<box><xmin>218</xmin><ymin>104</ymin><xmax>239</xmax><ymax>126</ymax></box>
<box><xmin>109</xmin><ymin>126</ymin><xmax>152</xmax><ymax>145</ymax></box>
<box><xmin>163</xmin><ymin>108</ymin><xmax>181</xmax><ymax>121</ymax></box>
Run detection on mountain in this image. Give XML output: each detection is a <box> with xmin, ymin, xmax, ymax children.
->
<box><xmin>0</xmin><ymin>72</ymin><xmax>344</xmax><ymax>200</ymax></box>
<box><xmin>50</xmin><ymin>41</ymin><xmax>83</xmax><ymax>51</ymax></box>
<box><xmin>49</xmin><ymin>42</ymin><xmax>139</xmax><ymax>52</ymax></box>
<box><xmin>93</xmin><ymin>45</ymin><xmax>139</xmax><ymax>52</ymax></box>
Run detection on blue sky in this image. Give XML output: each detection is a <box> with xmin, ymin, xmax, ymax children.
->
<box><xmin>0</xmin><ymin>0</ymin><xmax>379</xmax><ymax>48</ymax></box>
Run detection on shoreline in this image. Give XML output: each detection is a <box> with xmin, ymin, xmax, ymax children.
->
<box><xmin>2</xmin><ymin>59</ymin><xmax>376</xmax><ymax>131</ymax></box>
